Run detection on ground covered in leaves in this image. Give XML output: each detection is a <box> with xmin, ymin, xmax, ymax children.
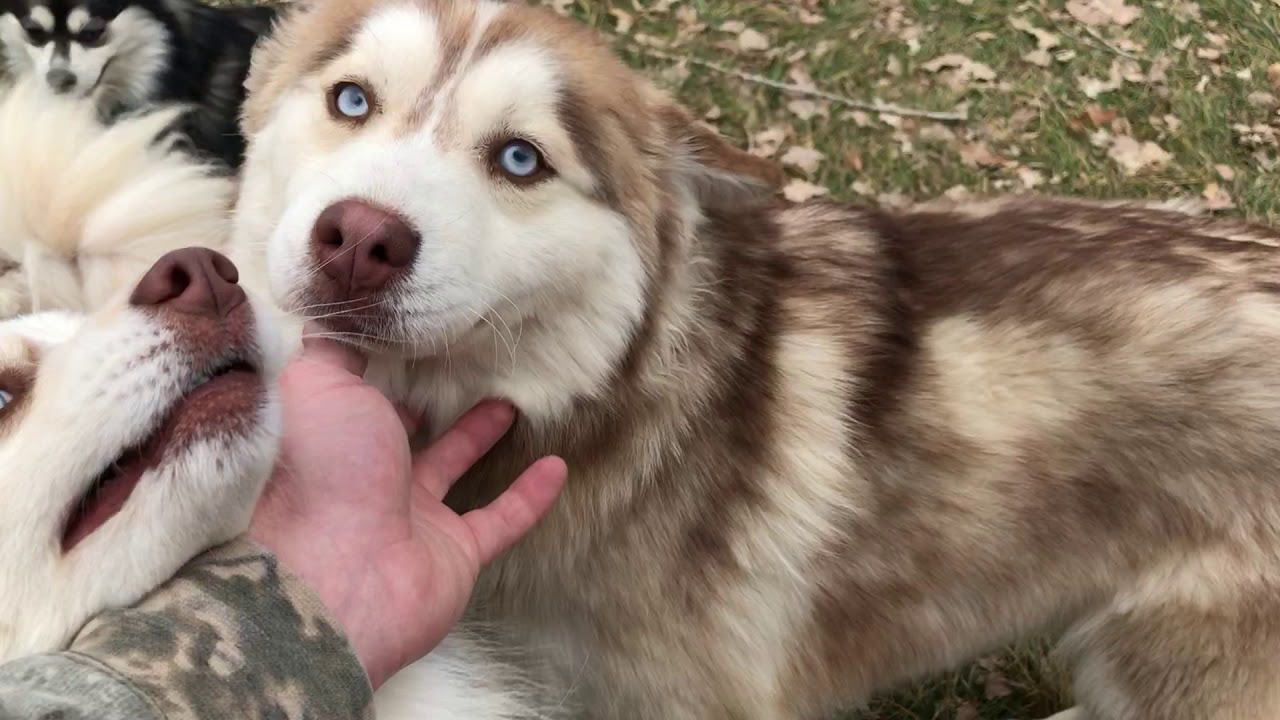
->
<box><xmin>538</xmin><ymin>0</ymin><xmax>1280</xmax><ymax>718</ymax></box>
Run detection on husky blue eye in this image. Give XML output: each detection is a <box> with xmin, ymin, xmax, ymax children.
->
<box><xmin>0</xmin><ymin>389</ymin><xmax>11</xmax><ymax>412</ymax></box>
<box><xmin>496</xmin><ymin>140</ymin><xmax>543</xmax><ymax>180</ymax></box>
<box><xmin>331</xmin><ymin>82</ymin><xmax>371</xmax><ymax>120</ymax></box>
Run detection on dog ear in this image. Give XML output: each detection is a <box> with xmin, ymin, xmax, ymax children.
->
<box><xmin>658</xmin><ymin>104</ymin><xmax>785</xmax><ymax>210</ymax></box>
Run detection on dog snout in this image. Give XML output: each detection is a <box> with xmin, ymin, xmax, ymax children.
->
<box><xmin>129</xmin><ymin>247</ymin><xmax>247</xmax><ymax>318</ymax></box>
<box><xmin>310</xmin><ymin>199</ymin><xmax>420</xmax><ymax>297</ymax></box>
<box><xmin>45</xmin><ymin>69</ymin><xmax>76</xmax><ymax>94</ymax></box>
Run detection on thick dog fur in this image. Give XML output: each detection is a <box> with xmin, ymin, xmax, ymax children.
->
<box><xmin>0</xmin><ymin>76</ymin><xmax>234</xmax><ymax>318</ymax></box>
<box><xmin>0</xmin><ymin>282</ymin><xmax>284</xmax><ymax>660</ymax></box>
<box><xmin>0</xmin><ymin>70</ymin><xmax>553</xmax><ymax>718</ymax></box>
<box><xmin>0</xmin><ymin>0</ymin><xmax>277</xmax><ymax>167</ymax></box>
<box><xmin>228</xmin><ymin>2</ymin><xmax>1280</xmax><ymax>718</ymax></box>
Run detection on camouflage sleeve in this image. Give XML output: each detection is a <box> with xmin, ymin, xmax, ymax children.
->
<box><xmin>0</xmin><ymin>537</ymin><xmax>374</xmax><ymax>719</ymax></box>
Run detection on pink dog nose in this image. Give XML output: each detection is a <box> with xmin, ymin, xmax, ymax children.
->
<box><xmin>310</xmin><ymin>199</ymin><xmax>420</xmax><ymax>297</ymax></box>
<box><xmin>129</xmin><ymin>247</ymin><xmax>246</xmax><ymax>317</ymax></box>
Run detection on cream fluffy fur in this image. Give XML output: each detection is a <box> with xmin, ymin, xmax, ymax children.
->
<box><xmin>0</xmin><ymin>76</ymin><xmax>233</xmax><ymax>318</ymax></box>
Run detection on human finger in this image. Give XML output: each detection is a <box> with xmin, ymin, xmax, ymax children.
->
<box><xmin>460</xmin><ymin>456</ymin><xmax>567</xmax><ymax>566</ymax></box>
<box><xmin>299</xmin><ymin>321</ymin><xmax>369</xmax><ymax>377</ymax></box>
<box><xmin>411</xmin><ymin>399</ymin><xmax>515</xmax><ymax>499</ymax></box>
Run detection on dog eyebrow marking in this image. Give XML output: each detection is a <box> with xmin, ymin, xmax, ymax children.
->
<box><xmin>28</xmin><ymin>7</ymin><xmax>53</xmax><ymax>32</ymax></box>
<box><xmin>67</xmin><ymin>7</ymin><xmax>89</xmax><ymax>33</ymax></box>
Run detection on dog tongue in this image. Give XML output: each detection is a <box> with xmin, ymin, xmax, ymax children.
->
<box><xmin>61</xmin><ymin>446</ymin><xmax>156</xmax><ymax>552</ymax></box>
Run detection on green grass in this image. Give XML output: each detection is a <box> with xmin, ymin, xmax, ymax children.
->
<box><xmin>539</xmin><ymin>0</ymin><xmax>1280</xmax><ymax>718</ymax></box>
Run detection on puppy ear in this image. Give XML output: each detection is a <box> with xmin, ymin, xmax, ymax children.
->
<box><xmin>658</xmin><ymin>104</ymin><xmax>785</xmax><ymax>210</ymax></box>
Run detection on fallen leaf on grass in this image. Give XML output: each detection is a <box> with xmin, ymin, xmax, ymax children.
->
<box><xmin>1065</xmin><ymin>0</ymin><xmax>1141</xmax><ymax>26</ymax></box>
<box><xmin>984</xmin><ymin>671</ymin><xmax>1014</xmax><ymax>699</ymax></box>
<box><xmin>749</xmin><ymin>126</ymin><xmax>789</xmax><ymax>157</ymax></box>
<box><xmin>737</xmin><ymin>28</ymin><xmax>771</xmax><ymax>53</ymax></box>
<box><xmin>783</xmin><ymin>179</ymin><xmax>830</xmax><ymax>203</ymax></box>
<box><xmin>956</xmin><ymin>703</ymin><xmax>979</xmax><ymax>720</ymax></box>
<box><xmin>609</xmin><ymin>9</ymin><xmax>634</xmax><ymax>33</ymax></box>
<box><xmin>786</xmin><ymin>99</ymin><xmax>822</xmax><ymax>120</ymax></box>
<box><xmin>921</xmin><ymin>53</ymin><xmax>997</xmax><ymax>91</ymax></box>
<box><xmin>1202</xmin><ymin>183</ymin><xmax>1235</xmax><ymax>210</ymax></box>
<box><xmin>1269</xmin><ymin>63</ymin><xmax>1280</xmax><ymax>92</ymax></box>
<box><xmin>960</xmin><ymin>142</ymin><xmax>1004</xmax><ymax>167</ymax></box>
<box><xmin>1024</xmin><ymin>49</ymin><xmax>1053</xmax><ymax>67</ymax></box>
<box><xmin>1010</xmin><ymin>16</ymin><xmax>1060</xmax><ymax>50</ymax></box>
<box><xmin>1248</xmin><ymin>91</ymin><xmax>1279</xmax><ymax>109</ymax></box>
<box><xmin>1107</xmin><ymin>136</ymin><xmax>1173</xmax><ymax>175</ymax></box>
<box><xmin>719</xmin><ymin>20</ymin><xmax>746</xmax><ymax>33</ymax></box>
<box><xmin>780</xmin><ymin>146</ymin><xmax>826</xmax><ymax>175</ymax></box>
<box><xmin>1215</xmin><ymin>164</ymin><xmax>1236</xmax><ymax>181</ymax></box>
<box><xmin>851</xmin><ymin>180</ymin><xmax>875</xmax><ymax>196</ymax></box>
<box><xmin>1017</xmin><ymin>166</ymin><xmax>1045</xmax><ymax>189</ymax></box>
<box><xmin>1078</xmin><ymin>61</ymin><xmax>1123</xmax><ymax>98</ymax></box>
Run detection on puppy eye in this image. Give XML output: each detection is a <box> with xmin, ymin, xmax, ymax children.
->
<box><xmin>329</xmin><ymin>81</ymin><xmax>371</xmax><ymax>122</ymax></box>
<box><xmin>0</xmin><ymin>389</ymin><xmax>12</xmax><ymax>413</ymax></box>
<box><xmin>77</xmin><ymin>20</ymin><xmax>106</xmax><ymax>47</ymax></box>
<box><xmin>21</xmin><ymin>22</ymin><xmax>48</xmax><ymax>45</ymax></box>
<box><xmin>492</xmin><ymin>139</ymin><xmax>552</xmax><ymax>184</ymax></box>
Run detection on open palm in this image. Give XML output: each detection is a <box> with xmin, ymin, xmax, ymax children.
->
<box><xmin>250</xmin><ymin>331</ymin><xmax>566</xmax><ymax>689</ymax></box>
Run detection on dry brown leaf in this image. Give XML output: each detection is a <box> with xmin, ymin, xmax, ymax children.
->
<box><xmin>1250</xmin><ymin>91</ymin><xmax>1280</xmax><ymax>109</ymax></box>
<box><xmin>1202</xmin><ymin>182</ymin><xmax>1235</xmax><ymax>210</ymax></box>
<box><xmin>944</xmin><ymin>185</ymin><xmax>973</xmax><ymax>201</ymax></box>
<box><xmin>786</xmin><ymin>99</ymin><xmax>822</xmax><ymax>120</ymax></box>
<box><xmin>1065</xmin><ymin>0</ymin><xmax>1141</xmax><ymax>26</ymax></box>
<box><xmin>1269</xmin><ymin>62</ymin><xmax>1280</xmax><ymax>92</ymax></box>
<box><xmin>1018</xmin><ymin>166</ymin><xmax>1045</xmax><ymax>189</ymax></box>
<box><xmin>1215</xmin><ymin>164</ymin><xmax>1236</xmax><ymax>181</ymax></box>
<box><xmin>1148</xmin><ymin>55</ymin><xmax>1173</xmax><ymax>84</ymax></box>
<box><xmin>960</xmin><ymin>142</ymin><xmax>1004</xmax><ymax>167</ymax></box>
<box><xmin>749</xmin><ymin>126</ymin><xmax>788</xmax><ymax>157</ymax></box>
<box><xmin>850</xmin><ymin>180</ymin><xmax>875</xmax><ymax>196</ymax></box>
<box><xmin>798</xmin><ymin>8</ymin><xmax>825</xmax><ymax>25</ymax></box>
<box><xmin>703</xmin><ymin>106</ymin><xmax>722</xmax><ymax>121</ymax></box>
<box><xmin>1078</xmin><ymin>61</ymin><xmax>1123</xmax><ymax>98</ymax></box>
<box><xmin>1084</xmin><ymin>104</ymin><xmax>1118</xmax><ymax>127</ymax></box>
<box><xmin>1107</xmin><ymin>136</ymin><xmax>1173</xmax><ymax>175</ymax></box>
<box><xmin>1172</xmin><ymin>1</ymin><xmax>1202</xmax><ymax>20</ymax></box>
<box><xmin>780</xmin><ymin>146</ymin><xmax>826</xmax><ymax>175</ymax></box>
<box><xmin>921</xmin><ymin>53</ymin><xmax>997</xmax><ymax>85</ymax></box>
<box><xmin>675</xmin><ymin>4</ymin><xmax>698</xmax><ymax>27</ymax></box>
<box><xmin>886</xmin><ymin>55</ymin><xmax>904</xmax><ymax>77</ymax></box>
<box><xmin>956</xmin><ymin>703</ymin><xmax>979</xmax><ymax>720</ymax></box>
<box><xmin>1010</xmin><ymin>16</ymin><xmax>1060</xmax><ymax>49</ymax></box>
<box><xmin>1023</xmin><ymin>49</ymin><xmax>1053</xmax><ymax>67</ymax></box>
<box><xmin>984</xmin><ymin>672</ymin><xmax>1014</xmax><ymax>699</ymax></box>
<box><xmin>737</xmin><ymin>28</ymin><xmax>770</xmax><ymax>53</ymax></box>
<box><xmin>1196</xmin><ymin>47</ymin><xmax>1222</xmax><ymax>61</ymax></box>
<box><xmin>609</xmin><ymin>9</ymin><xmax>634</xmax><ymax>34</ymax></box>
<box><xmin>783</xmin><ymin>179</ymin><xmax>830</xmax><ymax>203</ymax></box>
<box><xmin>719</xmin><ymin>20</ymin><xmax>746</xmax><ymax>34</ymax></box>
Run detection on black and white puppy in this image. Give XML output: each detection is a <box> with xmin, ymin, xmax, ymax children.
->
<box><xmin>0</xmin><ymin>0</ymin><xmax>277</xmax><ymax>168</ymax></box>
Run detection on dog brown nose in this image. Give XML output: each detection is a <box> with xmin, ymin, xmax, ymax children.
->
<box><xmin>310</xmin><ymin>199</ymin><xmax>420</xmax><ymax>297</ymax></box>
<box><xmin>129</xmin><ymin>247</ymin><xmax>246</xmax><ymax>317</ymax></box>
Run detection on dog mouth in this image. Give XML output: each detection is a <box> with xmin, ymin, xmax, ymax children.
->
<box><xmin>60</xmin><ymin>357</ymin><xmax>263</xmax><ymax>553</ymax></box>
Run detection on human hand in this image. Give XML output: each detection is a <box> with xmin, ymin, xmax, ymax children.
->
<box><xmin>249</xmin><ymin>328</ymin><xmax>566</xmax><ymax>689</ymax></box>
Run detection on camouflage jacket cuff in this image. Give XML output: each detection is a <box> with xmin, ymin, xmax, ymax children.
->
<box><xmin>65</xmin><ymin>536</ymin><xmax>375</xmax><ymax>719</ymax></box>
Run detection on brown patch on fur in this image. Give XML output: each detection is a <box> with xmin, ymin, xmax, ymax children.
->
<box><xmin>242</xmin><ymin>0</ymin><xmax>386</xmax><ymax>134</ymax></box>
<box><xmin>401</xmin><ymin>0</ymin><xmax>477</xmax><ymax>132</ymax></box>
<box><xmin>0</xmin><ymin>258</ymin><xmax>17</xmax><ymax>277</ymax></box>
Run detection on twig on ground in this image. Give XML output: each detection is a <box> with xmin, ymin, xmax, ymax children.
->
<box><xmin>628</xmin><ymin>43</ymin><xmax>970</xmax><ymax>122</ymax></box>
